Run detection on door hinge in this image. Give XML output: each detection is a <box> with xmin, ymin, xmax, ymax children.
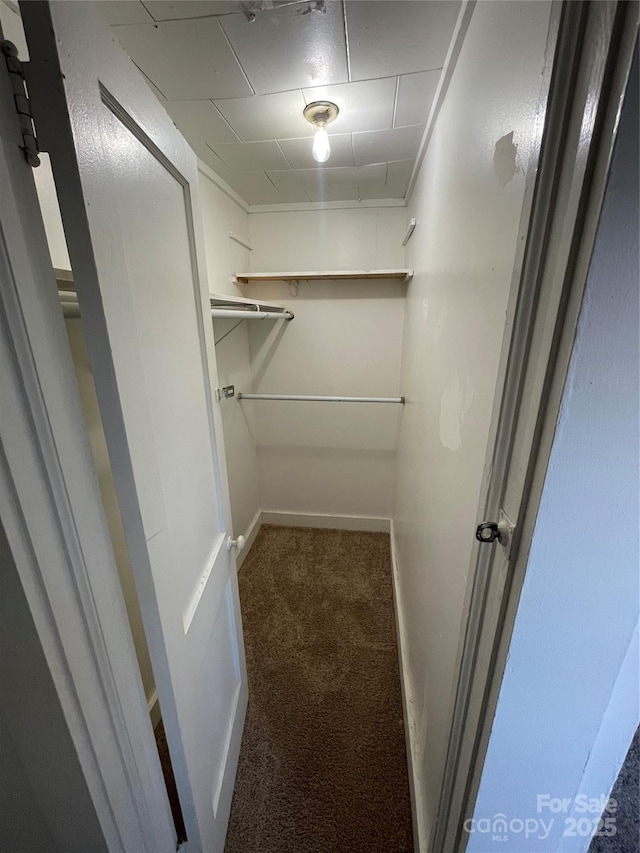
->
<box><xmin>1</xmin><ymin>41</ymin><xmax>40</xmax><ymax>167</ymax></box>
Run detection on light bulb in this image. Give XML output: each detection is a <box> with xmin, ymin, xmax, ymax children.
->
<box><xmin>312</xmin><ymin>121</ymin><xmax>330</xmax><ymax>163</ymax></box>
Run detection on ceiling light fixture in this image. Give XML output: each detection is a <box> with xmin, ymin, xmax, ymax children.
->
<box><xmin>303</xmin><ymin>101</ymin><xmax>339</xmax><ymax>163</ymax></box>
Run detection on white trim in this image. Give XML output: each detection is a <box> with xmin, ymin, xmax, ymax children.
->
<box><xmin>261</xmin><ymin>511</ymin><xmax>390</xmax><ymax>532</ymax></box>
<box><xmin>236</xmin><ymin>510</ymin><xmax>263</xmax><ymax>570</ymax></box>
<box><xmin>406</xmin><ymin>0</ymin><xmax>476</xmax><ymax>202</ymax></box>
<box><xmin>389</xmin><ymin>521</ymin><xmax>426</xmax><ymax>853</ymax></box>
<box><xmin>248</xmin><ymin>198</ymin><xmax>407</xmax><ymax>214</ymax></box>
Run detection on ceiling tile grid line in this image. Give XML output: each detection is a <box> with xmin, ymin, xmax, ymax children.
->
<box><xmin>216</xmin><ymin>13</ymin><xmax>257</xmax><ymax>96</ymax></box>
<box><xmin>101</xmin><ymin>0</ymin><xmax>462</xmax><ymax>204</ymax></box>
<box><xmin>341</xmin><ymin>0</ymin><xmax>352</xmax><ymax>83</ymax></box>
<box><xmin>115</xmin><ymin>69</ymin><xmax>446</xmax><ymax>103</ymax></box>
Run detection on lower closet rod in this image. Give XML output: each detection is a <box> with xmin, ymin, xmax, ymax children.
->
<box><xmin>238</xmin><ymin>393</ymin><xmax>405</xmax><ymax>404</ymax></box>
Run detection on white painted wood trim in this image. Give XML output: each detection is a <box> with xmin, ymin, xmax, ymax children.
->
<box><xmin>261</xmin><ymin>511</ymin><xmax>390</xmax><ymax>533</ymax></box>
<box><xmin>389</xmin><ymin>521</ymin><xmax>426</xmax><ymax>853</ymax></box>
<box><xmin>235</xmin><ymin>510</ymin><xmax>263</xmax><ymax>570</ymax></box>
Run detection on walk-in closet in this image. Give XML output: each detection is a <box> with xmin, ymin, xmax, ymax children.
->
<box><xmin>5</xmin><ymin>1</ymin><xmax>625</xmax><ymax>852</ymax></box>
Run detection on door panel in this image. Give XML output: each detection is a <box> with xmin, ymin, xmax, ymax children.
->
<box><xmin>100</xmin><ymin>97</ymin><xmax>222</xmax><ymax>608</ymax></box>
<box><xmin>21</xmin><ymin>3</ymin><xmax>247</xmax><ymax>851</ymax></box>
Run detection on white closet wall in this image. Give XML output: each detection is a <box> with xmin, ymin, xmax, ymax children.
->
<box><xmin>392</xmin><ymin>0</ymin><xmax>553</xmax><ymax>844</ymax></box>
<box><xmin>199</xmin><ymin>166</ymin><xmax>260</xmax><ymax>540</ymax></box>
<box><xmin>245</xmin><ymin>207</ymin><xmax>408</xmax><ymax>522</ymax></box>
<box><xmin>30</xmin><ymin>154</ymin><xmax>159</xmax><ymax>713</ymax></box>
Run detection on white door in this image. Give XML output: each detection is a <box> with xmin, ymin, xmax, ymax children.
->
<box><xmin>21</xmin><ymin>3</ymin><xmax>247</xmax><ymax>851</ymax></box>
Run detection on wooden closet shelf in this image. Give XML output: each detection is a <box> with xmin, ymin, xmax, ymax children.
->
<box><xmin>234</xmin><ymin>269</ymin><xmax>413</xmax><ymax>284</ymax></box>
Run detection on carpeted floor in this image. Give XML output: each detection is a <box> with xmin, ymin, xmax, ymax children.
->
<box><xmin>224</xmin><ymin>525</ymin><xmax>413</xmax><ymax>853</ymax></box>
<box><xmin>588</xmin><ymin>727</ymin><xmax>639</xmax><ymax>853</ymax></box>
<box><xmin>154</xmin><ymin>720</ymin><xmax>187</xmax><ymax>844</ymax></box>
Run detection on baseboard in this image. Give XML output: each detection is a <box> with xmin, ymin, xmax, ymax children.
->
<box><xmin>261</xmin><ymin>511</ymin><xmax>391</xmax><ymax>533</ymax></box>
<box><xmin>390</xmin><ymin>520</ymin><xmax>426</xmax><ymax>853</ymax></box>
<box><xmin>236</xmin><ymin>509</ymin><xmax>263</xmax><ymax>570</ymax></box>
<box><xmin>147</xmin><ymin>690</ymin><xmax>161</xmax><ymax>729</ymax></box>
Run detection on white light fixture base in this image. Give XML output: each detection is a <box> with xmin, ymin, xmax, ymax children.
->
<box><xmin>303</xmin><ymin>100</ymin><xmax>339</xmax><ymax>125</ymax></box>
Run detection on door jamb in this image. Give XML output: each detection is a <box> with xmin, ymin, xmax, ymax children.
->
<box><xmin>432</xmin><ymin>3</ymin><xmax>639</xmax><ymax>851</ymax></box>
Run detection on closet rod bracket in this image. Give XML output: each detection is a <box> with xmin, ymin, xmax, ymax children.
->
<box><xmin>215</xmin><ymin>385</ymin><xmax>236</xmax><ymax>402</ymax></box>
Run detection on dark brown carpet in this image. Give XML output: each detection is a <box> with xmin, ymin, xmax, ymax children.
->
<box><xmin>154</xmin><ymin>720</ymin><xmax>187</xmax><ymax>843</ymax></box>
<box><xmin>224</xmin><ymin>525</ymin><xmax>413</xmax><ymax>853</ymax></box>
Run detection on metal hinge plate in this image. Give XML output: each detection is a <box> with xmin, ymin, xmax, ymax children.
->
<box><xmin>215</xmin><ymin>385</ymin><xmax>235</xmax><ymax>402</ymax></box>
<box><xmin>1</xmin><ymin>40</ymin><xmax>40</xmax><ymax>167</ymax></box>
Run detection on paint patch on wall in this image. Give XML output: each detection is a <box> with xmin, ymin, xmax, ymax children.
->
<box><xmin>434</xmin><ymin>304</ymin><xmax>445</xmax><ymax>342</ymax></box>
<box><xmin>439</xmin><ymin>372</ymin><xmax>475</xmax><ymax>451</ymax></box>
<box><xmin>493</xmin><ymin>131</ymin><xmax>521</xmax><ymax>188</ymax></box>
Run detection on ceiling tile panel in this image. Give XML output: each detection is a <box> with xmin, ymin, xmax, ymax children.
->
<box><xmin>113</xmin><ymin>18</ymin><xmax>253</xmax><ymax>100</ymax></box>
<box><xmin>266</xmin><ymin>169</ymin><xmax>310</xmax><ymax>193</ymax></box>
<box><xmin>143</xmin><ymin>1</ymin><xmax>243</xmax><ymax>20</ymax></box>
<box><xmin>164</xmin><ymin>100</ymin><xmax>239</xmax><ymax>145</ymax></box>
<box><xmin>200</xmin><ymin>157</ymin><xmax>283</xmax><ymax>203</ymax></box>
<box><xmin>278</xmin><ymin>133</ymin><xmax>355</xmax><ymax>169</ymax></box>
<box><xmin>353</xmin><ymin>125</ymin><xmax>423</xmax><ymax>166</ymax></box>
<box><xmin>302</xmin><ymin>77</ymin><xmax>396</xmax><ymax>134</ymax></box>
<box><xmin>219</xmin><ymin>2</ymin><xmax>348</xmax><ymax>94</ymax></box>
<box><xmin>306</xmin><ymin>185</ymin><xmax>363</xmax><ymax>203</ymax></box>
<box><xmin>269</xmin><ymin>162</ymin><xmax>386</xmax><ymax>194</ymax></box>
<box><xmin>136</xmin><ymin>64</ymin><xmax>168</xmax><ymax>101</ymax></box>
<box><xmin>345</xmin><ymin>0</ymin><xmax>461</xmax><ymax>80</ymax></box>
<box><xmin>395</xmin><ymin>70</ymin><xmax>440</xmax><ymax>128</ymax></box>
<box><xmin>209</xmin><ymin>140</ymin><xmax>290</xmax><ymax>170</ymax></box>
<box><xmin>224</xmin><ymin>172</ymin><xmax>283</xmax><ymax>204</ymax></box>
<box><xmin>323</xmin><ymin>163</ymin><xmax>387</xmax><ymax>189</ymax></box>
<box><xmin>107</xmin><ymin>0</ymin><xmax>459</xmax><ymax>203</ymax></box>
<box><xmin>95</xmin><ymin>1</ymin><xmax>154</xmax><ymax>25</ymax></box>
<box><xmin>215</xmin><ymin>90</ymin><xmax>309</xmax><ymax>142</ymax></box>
<box><xmin>193</xmin><ymin>141</ymin><xmax>233</xmax><ymax>173</ymax></box>
<box><xmin>386</xmin><ymin>158</ymin><xmax>415</xmax><ymax>190</ymax></box>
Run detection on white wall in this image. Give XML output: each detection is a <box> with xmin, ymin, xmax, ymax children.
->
<box><xmin>198</xmin><ymin>165</ymin><xmax>261</xmax><ymax>540</ymax></box>
<box><xmin>64</xmin><ymin>317</ymin><xmax>157</xmax><ymax>708</ymax></box>
<box><xmin>468</xmin><ymin>51</ymin><xmax>639</xmax><ymax>853</ymax></box>
<box><xmin>391</xmin><ymin>1</ymin><xmax>553</xmax><ymax>846</ymax></box>
<box><xmin>246</xmin><ymin>207</ymin><xmax>408</xmax><ymax>520</ymax></box>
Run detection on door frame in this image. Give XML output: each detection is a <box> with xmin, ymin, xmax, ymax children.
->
<box><xmin>432</xmin><ymin>2</ymin><xmax>639</xmax><ymax>851</ymax></box>
<box><xmin>0</xmin><ymin>12</ymin><xmax>177</xmax><ymax>853</ymax></box>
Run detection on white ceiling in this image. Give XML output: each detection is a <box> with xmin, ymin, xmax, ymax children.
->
<box><xmin>98</xmin><ymin>0</ymin><xmax>460</xmax><ymax>205</ymax></box>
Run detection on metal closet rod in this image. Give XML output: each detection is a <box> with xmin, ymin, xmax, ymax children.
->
<box><xmin>238</xmin><ymin>393</ymin><xmax>405</xmax><ymax>404</ymax></box>
<box><xmin>60</xmin><ymin>300</ymin><xmax>294</xmax><ymax>322</ymax></box>
<box><xmin>210</xmin><ymin>308</ymin><xmax>294</xmax><ymax>320</ymax></box>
